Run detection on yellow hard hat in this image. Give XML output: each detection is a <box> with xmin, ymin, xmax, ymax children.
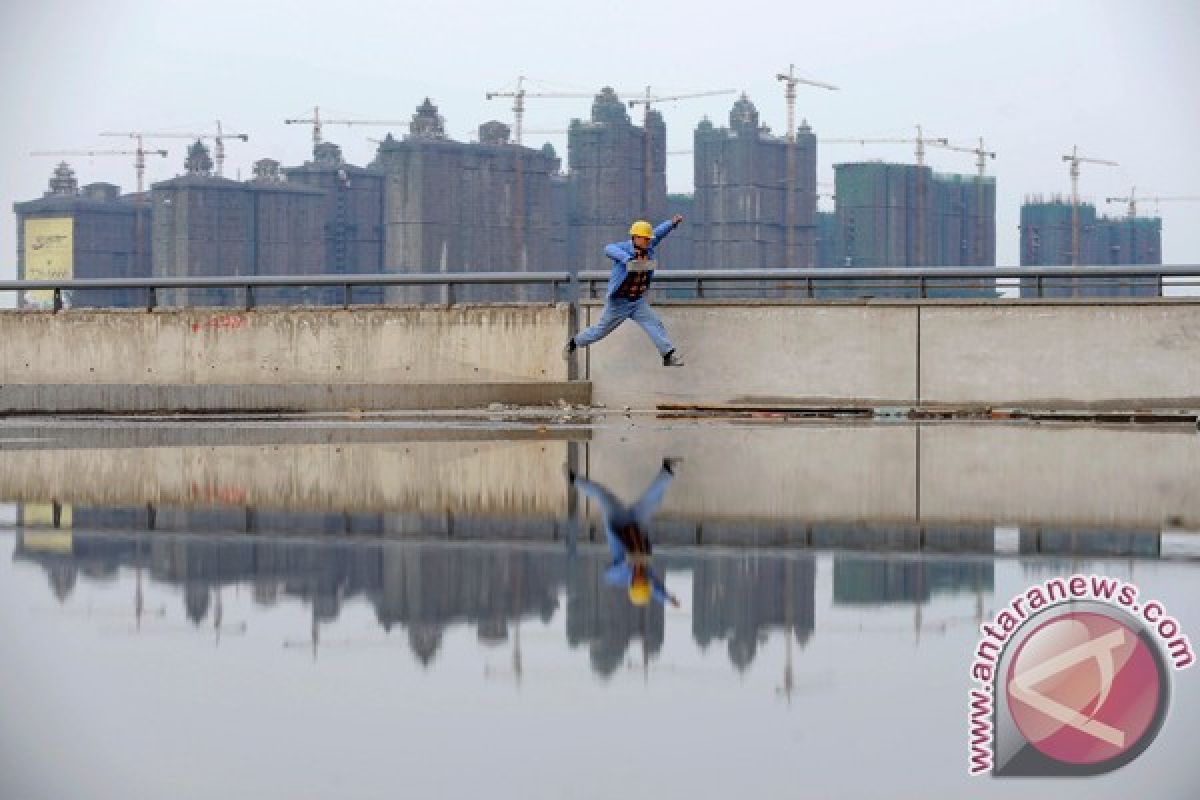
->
<box><xmin>629</xmin><ymin>220</ymin><xmax>654</xmax><ymax>239</ymax></box>
<box><xmin>628</xmin><ymin>577</ymin><xmax>652</xmax><ymax>607</ymax></box>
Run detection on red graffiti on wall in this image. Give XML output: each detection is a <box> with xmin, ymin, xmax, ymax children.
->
<box><xmin>189</xmin><ymin>481</ymin><xmax>248</xmax><ymax>505</ymax></box>
<box><xmin>191</xmin><ymin>315</ymin><xmax>247</xmax><ymax>333</ymax></box>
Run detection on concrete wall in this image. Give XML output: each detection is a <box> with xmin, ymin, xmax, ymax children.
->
<box><xmin>0</xmin><ymin>439</ymin><xmax>571</xmax><ymax>517</ymax></box>
<box><xmin>581</xmin><ymin>423</ymin><xmax>1200</xmax><ymax>529</ymax></box>
<box><xmin>586</xmin><ymin>299</ymin><xmax>1200</xmax><ymax>411</ymax></box>
<box><xmin>920</xmin><ymin>303</ymin><xmax>1200</xmax><ymax>407</ymax></box>
<box><xmin>3</xmin><ymin>422</ymin><xmax>1194</xmax><ymax>529</ymax></box>
<box><xmin>585</xmin><ymin>302</ymin><xmax>918</xmax><ymax>408</ymax></box>
<box><xmin>4</xmin><ymin>299</ymin><xmax>1197</xmax><ymax>412</ymax></box>
<box><xmin>0</xmin><ymin>305</ymin><xmax>571</xmax><ymax>385</ymax></box>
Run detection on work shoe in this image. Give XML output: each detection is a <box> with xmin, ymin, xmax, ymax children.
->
<box><xmin>562</xmin><ymin>338</ymin><xmax>576</xmax><ymax>361</ymax></box>
<box><xmin>662</xmin><ymin>349</ymin><xmax>685</xmax><ymax>367</ymax></box>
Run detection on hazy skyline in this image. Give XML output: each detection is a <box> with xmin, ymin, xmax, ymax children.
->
<box><xmin>2</xmin><ymin>0</ymin><xmax>1197</xmax><ymax>282</ymax></box>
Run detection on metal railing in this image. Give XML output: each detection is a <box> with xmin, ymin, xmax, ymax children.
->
<box><xmin>577</xmin><ymin>265</ymin><xmax>1200</xmax><ymax>300</ymax></box>
<box><xmin>0</xmin><ymin>271</ymin><xmax>572</xmax><ymax>312</ymax></box>
<box><xmin>2</xmin><ymin>266</ymin><xmax>1198</xmax><ymax>312</ymax></box>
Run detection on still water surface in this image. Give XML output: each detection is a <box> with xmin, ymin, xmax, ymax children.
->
<box><xmin>1</xmin><ymin>418</ymin><xmax>1196</xmax><ymax>799</ymax></box>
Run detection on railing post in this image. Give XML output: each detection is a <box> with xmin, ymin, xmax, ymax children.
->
<box><xmin>695</xmin><ymin>278</ymin><xmax>704</xmax><ymax>299</ymax></box>
<box><xmin>146</xmin><ymin>286</ymin><xmax>157</xmax><ymax>312</ymax></box>
<box><xmin>806</xmin><ymin>277</ymin><xmax>814</xmax><ymax>299</ymax></box>
<box><xmin>1036</xmin><ymin>275</ymin><xmax>1043</xmax><ymax>298</ymax></box>
<box><xmin>445</xmin><ymin>282</ymin><xmax>455</xmax><ymax>307</ymax></box>
<box><xmin>918</xmin><ymin>276</ymin><xmax>926</xmax><ymax>299</ymax></box>
<box><xmin>1156</xmin><ymin>274</ymin><xmax>1163</xmax><ymax>297</ymax></box>
<box><xmin>343</xmin><ymin>284</ymin><xmax>352</xmax><ymax>309</ymax></box>
<box><xmin>52</xmin><ymin>288</ymin><xmax>62</xmax><ymax>313</ymax></box>
<box><xmin>245</xmin><ymin>285</ymin><xmax>255</xmax><ymax>311</ymax></box>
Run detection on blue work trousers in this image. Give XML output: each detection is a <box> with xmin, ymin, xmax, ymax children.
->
<box><xmin>574</xmin><ymin>297</ymin><xmax>674</xmax><ymax>356</ymax></box>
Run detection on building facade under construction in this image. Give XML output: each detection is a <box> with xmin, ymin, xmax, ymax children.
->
<box><xmin>1018</xmin><ymin>195</ymin><xmax>1161</xmax><ymax>297</ymax></box>
<box><xmin>14</xmin><ymin>163</ymin><xmax>151</xmax><ymax>308</ymax></box>
<box><xmin>151</xmin><ymin>142</ymin><xmax>324</xmax><ymax>306</ymax></box>
<box><xmin>566</xmin><ymin>87</ymin><xmax>667</xmax><ymax>274</ymax></box>
<box><xmin>831</xmin><ymin>161</ymin><xmax>996</xmax><ymax>296</ymax></box>
<box><xmin>691</xmin><ymin>94</ymin><xmax>817</xmax><ymax>271</ymax></box>
<box><xmin>373</xmin><ymin>99</ymin><xmax>566</xmax><ymax>302</ymax></box>
<box><xmin>284</xmin><ymin>141</ymin><xmax>385</xmax><ymax>303</ymax></box>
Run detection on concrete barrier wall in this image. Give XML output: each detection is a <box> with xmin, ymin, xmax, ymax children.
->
<box><xmin>0</xmin><ymin>440</ymin><xmax>570</xmax><ymax>517</ymax></box>
<box><xmin>0</xmin><ymin>305</ymin><xmax>571</xmax><ymax>385</ymax></box>
<box><xmin>5</xmin><ymin>423</ymin><xmax>1193</xmax><ymax>529</ymax></box>
<box><xmin>582</xmin><ymin>423</ymin><xmax>1200</xmax><ymax>529</ymax></box>
<box><xmin>584</xmin><ymin>303</ymin><xmax>918</xmax><ymax>408</ymax></box>
<box><xmin>585</xmin><ymin>300</ymin><xmax>1200</xmax><ymax>410</ymax></box>
<box><xmin>4</xmin><ymin>300</ymin><xmax>1198</xmax><ymax>411</ymax></box>
<box><xmin>920</xmin><ymin>304</ymin><xmax>1200</xmax><ymax>407</ymax></box>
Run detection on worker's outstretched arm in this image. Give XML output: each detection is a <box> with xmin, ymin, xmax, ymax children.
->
<box><xmin>651</xmin><ymin>571</ymin><xmax>679</xmax><ymax>607</ymax></box>
<box><xmin>651</xmin><ymin>214</ymin><xmax>684</xmax><ymax>247</ymax></box>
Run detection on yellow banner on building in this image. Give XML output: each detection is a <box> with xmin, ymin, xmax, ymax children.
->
<box><xmin>23</xmin><ymin>217</ymin><xmax>73</xmax><ymax>308</ymax></box>
<box><xmin>21</xmin><ymin>503</ymin><xmax>74</xmax><ymax>553</ymax></box>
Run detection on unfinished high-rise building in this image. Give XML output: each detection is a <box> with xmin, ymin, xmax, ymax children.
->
<box><xmin>832</xmin><ymin>161</ymin><xmax>996</xmax><ymax>296</ymax></box>
<box><xmin>691</xmin><ymin>94</ymin><xmax>817</xmax><ymax>270</ymax></box>
<box><xmin>1019</xmin><ymin>195</ymin><xmax>1160</xmax><ymax>296</ymax></box>
<box><xmin>245</xmin><ymin>158</ymin><xmax>325</xmax><ymax>305</ymax></box>
<box><xmin>374</xmin><ymin>99</ymin><xmax>564</xmax><ymax>302</ymax></box>
<box><xmin>567</xmin><ymin>87</ymin><xmax>667</xmax><ymax>273</ymax></box>
<box><xmin>932</xmin><ymin>172</ymin><xmax>996</xmax><ymax>267</ymax></box>
<box><xmin>14</xmin><ymin>162</ymin><xmax>151</xmax><ymax>308</ymax></box>
<box><xmin>658</xmin><ymin>193</ymin><xmax>695</xmax><ymax>270</ymax></box>
<box><xmin>285</xmin><ymin>141</ymin><xmax>385</xmax><ymax>303</ymax></box>
<box><xmin>834</xmin><ymin>162</ymin><xmax>935</xmax><ymax>270</ymax></box>
<box><xmin>152</xmin><ymin>141</ymin><xmax>323</xmax><ymax>306</ymax></box>
<box><xmin>834</xmin><ymin>162</ymin><xmax>996</xmax><ymax>267</ymax></box>
<box><xmin>815</xmin><ymin>210</ymin><xmax>838</xmax><ymax>269</ymax></box>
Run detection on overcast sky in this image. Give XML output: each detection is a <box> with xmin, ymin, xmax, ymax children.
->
<box><xmin>1</xmin><ymin>0</ymin><xmax>1197</xmax><ymax>280</ymax></box>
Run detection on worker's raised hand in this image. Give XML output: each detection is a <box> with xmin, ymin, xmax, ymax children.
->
<box><xmin>671</xmin><ymin>214</ymin><xmax>684</xmax><ymax>226</ymax></box>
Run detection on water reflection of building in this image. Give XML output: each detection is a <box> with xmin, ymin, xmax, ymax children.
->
<box><xmin>376</xmin><ymin>544</ymin><xmax>561</xmax><ymax>666</ymax></box>
<box><xmin>1017</xmin><ymin>527</ymin><xmax>1161</xmax><ymax>558</ymax></box>
<box><xmin>12</xmin><ymin>509</ymin><xmax>1171</xmax><ymax>676</ymax></box>
<box><xmin>831</xmin><ymin>526</ymin><xmax>996</xmax><ymax>606</ymax></box>
<box><xmin>690</xmin><ymin>554</ymin><xmax>816</xmax><ymax>672</ymax></box>
<box><xmin>564</xmin><ymin>549</ymin><xmax>664</xmax><ymax>678</ymax></box>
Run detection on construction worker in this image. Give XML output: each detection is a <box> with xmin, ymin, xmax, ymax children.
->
<box><xmin>566</xmin><ymin>459</ymin><xmax>682</xmax><ymax>608</ymax></box>
<box><xmin>563</xmin><ymin>215</ymin><xmax>686</xmax><ymax>367</ymax></box>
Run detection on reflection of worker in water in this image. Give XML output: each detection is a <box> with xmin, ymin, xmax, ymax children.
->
<box><xmin>566</xmin><ymin>459</ymin><xmax>681</xmax><ymax>608</ymax></box>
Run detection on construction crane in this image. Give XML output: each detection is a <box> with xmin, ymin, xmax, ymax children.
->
<box><xmin>100</xmin><ymin>123</ymin><xmax>250</xmax><ymax>178</ymax></box>
<box><xmin>29</xmin><ymin>147</ymin><xmax>169</xmax><ymax>194</ymax></box>
<box><xmin>1105</xmin><ymin>188</ymin><xmax>1200</xmax><ymax>218</ymax></box>
<box><xmin>935</xmin><ymin>137</ymin><xmax>997</xmax><ymax>264</ymax></box>
<box><xmin>1062</xmin><ymin>145</ymin><xmax>1118</xmax><ymax>266</ymax></box>
<box><xmin>822</xmin><ymin>126</ymin><xmax>949</xmax><ymax>167</ymax></box>
<box><xmin>285</xmin><ymin>107</ymin><xmax>409</xmax><ymax>155</ymax></box>
<box><xmin>485</xmin><ymin>76</ymin><xmax>598</xmax><ymax>147</ymax></box>
<box><xmin>627</xmin><ymin>86</ymin><xmax>737</xmax><ymax>216</ymax></box>
<box><xmin>776</xmin><ymin>64</ymin><xmax>838</xmax><ymax>267</ymax></box>
<box><xmin>486</xmin><ymin>78</ymin><xmax>603</xmax><ymax>274</ymax></box>
<box><xmin>485</xmin><ymin>79</ymin><xmax>594</xmax><ymax>273</ymax></box>
<box><xmin>822</xmin><ymin>127</ymin><xmax>950</xmax><ymax>266</ymax></box>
